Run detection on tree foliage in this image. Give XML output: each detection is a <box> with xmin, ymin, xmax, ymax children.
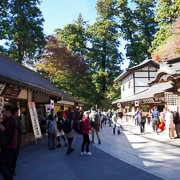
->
<box><xmin>36</xmin><ymin>35</ymin><xmax>95</xmax><ymax>105</ymax></box>
<box><xmin>0</xmin><ymin>0</ymin><xmax>45</xmax><ymax>64</ymax></box>
<box><xmin>118</xmin><ymin>0</ymin><xmax>158</xmax><ymax>67</ymax></box>
<box><xmin>152</xmin><ymin>18</ymin><xmax>180</xmax><ymax>61</ymax></box>
<box><xmin>151</xmin><ymin>0</ymin><xmax>180</xmax><ymax>51</ymax></box>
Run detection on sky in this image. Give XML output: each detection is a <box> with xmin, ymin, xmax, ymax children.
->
<box><xmin>40</xmin><ymin>0</ymin><xmax>97</xmax><ymax>35</ymax></box>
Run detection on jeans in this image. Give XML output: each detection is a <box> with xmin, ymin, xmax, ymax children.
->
<box><xmin>48</xmin><ymin>133</ymin><xmax>56</xmax><ymax>149</ymax></box>
<box><xmin>12</xmin><ymin>144</ymin><xmax>20</xmax><ymax>174</ymax></box>
<box><xmin>81</xmin><ymin>134</ymin><xmax>90</xmax><ymax>152</ymax></box>
<box><xmin>0</xmin><ymin>148</ymin><xmax>15</xmax><ymax>180</ymax></box>
<box><xmin>91</xmin><ymin>128</ymin><xmax>100</xmax><ymax>142</ymax></box>
<box><xmin>175</xmin><ymin>124</ymin><xmax>180</xmax><ymax>137</ymax></box>
<box><xmin>67</xmin><ymin>137</ymin><xmax>73</xmax><ymax>153</ymax></box>
<box><xmin>140</xmin><ymin>122</ymin><xmax>145</xmax><ymax>133</ymax></box>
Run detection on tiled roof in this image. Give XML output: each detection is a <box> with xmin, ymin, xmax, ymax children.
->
<box><xmin>0</xmin><ymin>55</ymin><xmax>86</xmax><ymax>104</ymax></box>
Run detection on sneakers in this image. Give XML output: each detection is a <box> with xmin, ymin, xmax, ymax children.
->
<box><xmin>80</xmin><ymin>152</ymin><xmax>86</xmax><ymax>155</ymax></box>
<box><xmin>85</xmin><ymin>152</ymin><xmax>92</xmax><ymax>156</ymax></box>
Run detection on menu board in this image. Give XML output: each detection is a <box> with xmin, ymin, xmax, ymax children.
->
<box><xmin>3</xmin><ymin>85</ymin><xmax>21</xmax><ymax>97</ymax></box>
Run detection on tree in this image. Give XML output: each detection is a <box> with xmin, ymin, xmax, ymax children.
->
<box><xmin>55</xmin><ymin>13</ymin><xmax>88</xmax><ymax>60</ymax></box>
<box><xmin>151</xmin><ymin>0</ymin><xmax>180</xmax><ymax>51</ymax></box>
<box><xmin>0</xmin><ymin>0</ymin><xmax>45</xmax><ymax>64</ymax></box>
<box><xmin>152</xmin><ymin>18</ymin><xmax>180</xmax><ymax>61</ymax></box>
<box><xmin>118</xmin><ymin>0</ymin><xmax>158</xmax><ymax>67</ymax></box>
<box><xmin>87</xmin><ymin>0</ymin><xmax>123</xmax><ymax>105</ymax></box>
<box><xmin>36</xmin><ymin>35</ymin><xmax>95</xmax><ymax>105</ymax></box>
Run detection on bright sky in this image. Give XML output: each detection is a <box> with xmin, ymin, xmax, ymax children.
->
<box><xmin>40</xmin><ymin>0</ymin><xmax>97</xmax><ymax>35</ymax></box>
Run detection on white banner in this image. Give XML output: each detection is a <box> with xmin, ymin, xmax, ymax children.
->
<box><xmin>28</xmin><ymin>102</ymin><xmax>42</xmax><ymax>139</ymax></box>
<box><xmin>50</xmin><ymin>99</ymin><xmax>54</xmax><ymax>109</ymax></box>
<box><xmin>134</xmin><ymin>101</ymin><xmax>139</xmax><ymax>107</ymax></box>
<box><xmin>0</xmin><ymin>97</ymin><xmax>4</xmax><ymax>117</ymax></box>
<box><xmin>45</xmin><ymin>104</ymin><xmax>51</xmax><ymax>113</ymax></box>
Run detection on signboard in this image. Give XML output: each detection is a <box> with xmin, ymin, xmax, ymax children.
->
<box><xmin>0</xmin><ymin>97</ymin><xmax>4</xmax><ymax>116</ymax></box>
<box><xmin>3</xmin><ymin>85</ymin><xmax>21</xmax><ymax>97</ymax></box>
<box><xmin>0</xmin><ymin>84</ymin><xmax>6</xmax><ymax>95</ymax></box>
<box><xmin>134</xmin><ymin>101</ymin><xmax>139</xmax><ymax>107</ymax></box>
<box><xmin>28</xmin><ymin>102</ymin><xmax>42</xmax><ymax>140</ymax></box>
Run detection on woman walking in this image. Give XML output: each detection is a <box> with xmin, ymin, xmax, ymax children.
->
<box><xmin>81</xmin><ymin>111</ymin><xmax>92</xmax><ymax>156</ymax></box>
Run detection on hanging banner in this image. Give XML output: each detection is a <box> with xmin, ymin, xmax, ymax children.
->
<box><xmin>50</xmin><ymin>99</ymin><xmax>54</xmax><ymax>109</ymax></box>
<box><xmin>0</xmin><ymin>97</ymin><xmax>4</xmax><ymax>116</ymax></box>
<box><xmin>134</xmin><ymin>101</ymin><xmax>139</xmax><ymax>107</ymax></box>
<box><xmin>45</xmin><ymin>104</ymin><xmax>51</xmax><ymax>113</ymax></box>
<box><xmin>28</xmin><ymin>102</ymin><xmax>42</xmax><ymax>139</ymax></box>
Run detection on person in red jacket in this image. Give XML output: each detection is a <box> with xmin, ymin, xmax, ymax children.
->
<box><xmin>81</xmin><ymin>111</ymin><xmax>92</xmax><ymax>156</ymax></box>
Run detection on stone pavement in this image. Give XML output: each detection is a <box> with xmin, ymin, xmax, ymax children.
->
<box><xmin>93</xmin><ymin>120</ymin><xmax>180</xmax><ymax>180</ymax></box>
<box><xmin>8</xmin><ymin>134</ymin><xmax>162</xmax><ymax>180</ymax></box>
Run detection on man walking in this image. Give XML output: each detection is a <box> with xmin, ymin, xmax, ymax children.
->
<box><xmin>89</xmin><ymin>107</ymin><xmax>101</xmax><ymax>144</ymax></box>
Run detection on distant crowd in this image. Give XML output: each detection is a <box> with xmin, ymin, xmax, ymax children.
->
<box><xmin>134</xmin><ymin>106</ymin><xmax>180</xmax><ymax>139</ymax></box>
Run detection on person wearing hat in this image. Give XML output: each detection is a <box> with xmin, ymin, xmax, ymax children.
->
<box><xmin>112</xmin><ymin>111</ymin><xmax>121</xmax><ymax>135</ymax></box>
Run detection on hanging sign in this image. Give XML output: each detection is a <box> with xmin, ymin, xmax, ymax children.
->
<box><xmin>45</xmin><ymin>104</ymin><xmax>51</xmax><ymax>113</ymax></box>
<box><xmin>0</xmin><ymin>97</ymin><xmax>4</xmax><ymax>116</ymax></box>
<box><xmin>134</xmin><ymin>101</ymin><xmax>139</xmax><ymax>107</ymax></box>
<box><xmin>28</xmin><ymin>102</ymin><xmax>42</xmax><ymax>139</ymax></box>
<box><xmin>50</xmin><ymin>99</ymin><xmax>54</xmax><ymax>109</ymax></box>
<box><xmin>3</xmin><ymin>85</ymin><xmax>21</xmax><ymax>97</ymax></box>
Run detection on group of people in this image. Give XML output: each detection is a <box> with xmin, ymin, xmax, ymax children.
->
<box><xmin>0</xmin><ymin>104</ymin><xmax>23</xmax><ymax>180</ymax></box>
<box><xmin>45</xmin><ymin>107</ymin><xmax>103</xmax><ymax>156</ymax></box>
<box><xmin>134</xmin><ymin>106</ymin><xmax>180</xmax><ymax>139</ymax></box>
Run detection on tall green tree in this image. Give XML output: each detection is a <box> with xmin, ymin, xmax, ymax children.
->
<box><xmin>55</xmin><ymin>13</ymin><xmax>88</xmax><ymax>60</ymax></box>
<box><xmin>151</xmin><ymin>0</ymin><xmax>180</xmax><ymax>52</ymax></box>
<box><xmin>0</xmin><ymin>0</ymin><xmax>45</xmax><ymax>64</ymax></box>
<box><xmin>87</xmin><ymin>0</ymin><xmax>123</xmax><ymax>106</ymax></box>
<box><xmin>118</xmin><ymin>0</ymin><xmax>157</xmax><ymax>67</ymax></box>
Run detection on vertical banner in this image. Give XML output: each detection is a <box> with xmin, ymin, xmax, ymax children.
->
<box><xmin>45</xmin><ymin>104</ymin><xmax>51</xmax><ymax>113</ymax></box>
<box><xmin>0</xmin><ymin>97</ymin><xmax>4</xmax><ymax>117</ymax></box>
<box><xmin>50</xmin><ymin>100</ymin><xmax>54</xmax><ymax>109</ymax></box>
<box><xmin>28</xmin><ymin>102</ymin><xmax>42</xmax><ymax>141</ymax></box>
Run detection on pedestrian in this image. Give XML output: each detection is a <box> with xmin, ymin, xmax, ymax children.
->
<box><xmin>89</xmin><ymin>107</ymin><xmax>101</xmax><ymax>144</ymax></box>
<box><xmin>12</xmin><ymin>106</ymin><xmax>23</xmax><ymax>177</ymax></box>
<box><xmin>135</xmin><ymin>107</ymin><xmax>140</xmax><ymax>126</ymax></box>
<box><xmin>56</xmin><ymin>111</ymin><xmax>67</xmax><ymax>147</ymax></box>
<box><xmin>64</xmin><ymin>112</ymin><xmax>75</xmax><ymax>155</ymax></box>
<box><xmin>0</xmin><ymin>104</ymin><xmax>18</xmax><ymax>180</ymax></box>
<box><xmin>158</xmin><ymin>112</ymin><xmax>165</xmax><ymax>132</ymax></box>
<box><xmin>137</xmin><ymin>111</ymin><xmax>145</xmax><ymax>133</ymax></box>
<box><xmin>173</xmin><ymin>110</ymin><xmax>180</xmax><ymax>138</ymax></box>
<box><xmin>151</xmin><ymin>106</ymin><xmax>160</xmax><ymax>134</ymax></box>
<box><xmin>112</xmin><ymin>111</ymin><xmax>121</xmax><ymax>135</ymax></box>
<box><xmin>81</xmin><ymin>111</ymin><xmax>92</xmax><ymax>156</ymax></box>
<box><xmin>46</xmin><ymin>114</ymin><xmax>57</xmax><ymax>150</ymax></box>
<box><xmin>107</xmin><ymin>109</ymin><xmax>113</xmax><ymax>127</ymax></box>
<box><xmin>165</xmin><ymin>109</ymin><xmax>175</xmax><ymax>139</ymax></box>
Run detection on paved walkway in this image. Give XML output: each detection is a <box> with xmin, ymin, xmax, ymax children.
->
<box><xmin>93</xmin><ymin>120</ymin><xmax>180</xmax><ymax>180</ymax></box>
<box><xmin>11</xmin><ymin>134</ymin><xmax>162</xmax><ymax>180</ymax></box>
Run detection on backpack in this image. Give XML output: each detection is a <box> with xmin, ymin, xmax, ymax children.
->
<box><xmin>73</xmin><ymin>120</ymin><xmax>83</xmax><ymax>135</ymax></box>
<box><xmin>57</xmin><ymin>116</ymin><xmax>64</xmax><ymax>130</ymax></box>
<box><xmin>63</xmin><ymin>119</ymin><xmax>72</xmax><ymax>133</ymax></box>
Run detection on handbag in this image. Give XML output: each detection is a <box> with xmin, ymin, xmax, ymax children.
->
<box><xmin>0</xmin><ymin>132</ymin><xmax>9</xmax><ymax>147</ymax></box>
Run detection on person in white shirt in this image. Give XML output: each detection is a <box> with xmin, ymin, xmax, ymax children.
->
<box><xmin>112</xmin><ymin>111</ymin><xmax>121</xmax><ymax>135</ymax></box>
<box><xmin>165</xmin><ymin>109</ymin><xmax>175</xmax><ymax>139</ymax></box>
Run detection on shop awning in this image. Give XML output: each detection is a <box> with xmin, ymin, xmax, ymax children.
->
<box><xmin>112</xmin><ymin>81</ymin><xmax>173</xmax><ymax>104</ymax></box>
